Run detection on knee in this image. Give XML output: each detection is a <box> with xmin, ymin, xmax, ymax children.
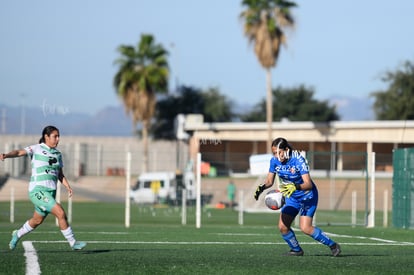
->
<box><xmin>30</xmin><ymin>216</ymin><xmax>44</xmax><ymax>227</ymax></box>
<box><xmin>55</xmin><ymin>210</ymin><xmax>67</xmax><ymax>220</ymax></box>
<box><xmin>53</xmin><ymin>205</ymin><xmax>67</xmax><ymax>220</ymax></box>
<box><xmin>300</xmin><ymin>224</ymin><xmax>314</xmax><ymax>235</ymax></box>
<box><xmin>279</xmin><ymin>223</ymin><xmax>290</xmax><ymax>234</ymax></box>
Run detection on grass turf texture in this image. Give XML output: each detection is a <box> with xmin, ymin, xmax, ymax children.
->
<box><xmin>1</xmin><ymin>202</ymin><xmax>413</xmax><ymax>274</ymax></box>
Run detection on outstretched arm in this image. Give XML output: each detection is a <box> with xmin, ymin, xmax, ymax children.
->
<box><xmin>0</xmin><ymin>149</ymin><xmax>27</xmax><ymax>161</ymax></box>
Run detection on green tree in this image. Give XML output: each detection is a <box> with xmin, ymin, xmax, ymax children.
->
<box><xmin>114</xmin><ymin>34</ymin><xmax>169</xmax><ymax>172</ymax></box>
<box><xmin>202</xmin><ymin>87</ymin><xmax>234</xmax><ymax>122</ymax></box>
<box><xmin>371</xmin><ymin>61</ymin><xmax>414</xmax><ymax>120</ymax></box>
<box><xmin>152</xmin><ymin>86</ymin><xmax>235</xmax><ymax>140</ymax></box>
<box><xmin>240</xmin><ymin>0</ymin><xmax>296</xmax><ymax>151</ymax></box>
<box><xmin>241</xmin><ymin>85</ymin><xmax>339</xmax><ymax>122</ymax></box>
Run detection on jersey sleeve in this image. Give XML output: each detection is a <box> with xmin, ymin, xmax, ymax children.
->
<box><xmin>268</xmin><ymin>157</ymin><xmax>277</xmax><ymax>173</ymax></box>
<box><xmin>24</xmin><ymin>144</ymin><xmax>36</xmax><ymax>158</ymax></box>
<box><xmin>297</xmin><ymin>154</ymin><xmax>310</xmax><ymax>175</ymax></box>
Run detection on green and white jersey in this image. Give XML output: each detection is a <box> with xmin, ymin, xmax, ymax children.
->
<box><xmin>24</xmin><ymin>143</ymin><xmax>63</xmax><ymax>192</ymax></box>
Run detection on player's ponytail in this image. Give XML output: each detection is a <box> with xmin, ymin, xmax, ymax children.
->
<box><xmin>39</xmin><ymin>125</ymin><xmax>59</xmax><ymax>144</ymax></box>
<box><xmin>272</xmin><ymin>137</ymin><xmax>292</xmax><ymax>161</ymax></box>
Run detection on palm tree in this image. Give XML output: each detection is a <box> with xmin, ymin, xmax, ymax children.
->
<box><xmin>240</xmin><ymin>0</ymin><xmax>296</xmax><ymax>151</ymax></box>
<box><xmin>114</xmin><ymin>34</ymin><xmax>169</xmax><ymax>172</ymax></box>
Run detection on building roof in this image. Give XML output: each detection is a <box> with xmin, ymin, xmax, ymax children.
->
<box><xmin>184</xmin><ymin>118</ymin><xmax>414</xmax><ymax>143</ymax></box>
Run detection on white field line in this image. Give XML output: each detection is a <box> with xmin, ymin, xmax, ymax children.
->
<box><xmin>22</xmin><ymin>231</ymin><xmax>130</xmax><ymax>235</ymax></box>
<box><xmin>27</xmin><ymin>229</ymin><xmax>414</xmax><ymax>246</ymax></box>
<box><xmin>325</xmin><ymin>232</ymin><xmax>414</xmax><ymax>245</ymax></box>
<box><xmin>22</xmin><ymin>241</ymin><xmax>41</xmax><ymax>275</ymax></box>
<box><xmin>31</xmin><ymin>240</ymin><xmax>414</xmax><ymax>246</ymax></box>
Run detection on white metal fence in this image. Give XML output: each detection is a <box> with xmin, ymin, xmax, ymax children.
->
<box><xmin>0</xmin><ymin>137</ymin><xmax>189</xmax><ymax>179</ymax></box>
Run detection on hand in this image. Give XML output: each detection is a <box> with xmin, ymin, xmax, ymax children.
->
<box><xmin>67</xmin><ymin>187</ymin><xmax>73</xmax><ymax>198</ymax></box>
<box><xmin>279</xmin><ymin>183</ymin><xmax>296</xmax><ymax>198</ymax></box>
<box><xmin>254</xmin><ymin>184</ymin><xmax>266</xmax><ymax>200</ymax></box>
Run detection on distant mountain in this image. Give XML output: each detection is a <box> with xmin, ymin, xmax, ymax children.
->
<box><xmin>0</xmin><ymin>96</ymin><xmax>376</xmax><ymax>136</ymax></box>
<box><xmin>64</xmin><ymin>106</ymin><xmax>134</xmax><ymax>136</ymax></box>
<box><xmin>233</xmin><ymin>96</ymin><xmax>376</xmax><ymax>122</ymax></box>
<box><xmin>328</xmin><ymin>96</ymin><xmax>375</xmax><ymax>121</ymax></box>
<box><xmin>0</xmin><ymin>104</ymin><xmax>133</xmax><ymax>136</ymax></box>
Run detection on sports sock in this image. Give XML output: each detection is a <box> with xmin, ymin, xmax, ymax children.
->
<box><xmin>282</xmin><ymin>229</ymin><xmax>302</xmax><ymax>251</ymax></box>
<box><xmin>17</xmin><ymin>221</ymin><xmax>34</xmax><ymax>238</ymax></box>
<box><xmin>61</xmin><ymin>226</ymin><xmax>76</xmax><ymax>246</ymax></box>
<box><xmin>310</xmin><ymin>227</ymin><xmax>335</xmax><ymax>247</ymax></box>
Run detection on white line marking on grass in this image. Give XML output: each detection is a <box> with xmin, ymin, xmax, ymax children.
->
<box><xmin>22</xmin><ymin>241</ymin><xmax>41</xmax><ymax>275</ymax></box>
<box><xmin>28</xmin><ymin>230</ymin><xmax>414</xmax><ymax>248</ymax></box>
<box><xmin>27</xmin><ymin>231</ymin><xmax>129</xmax><ymax>235</ymax></box>
<box><xmin>31</xmin><ymin>240</ymin><xmax>414</xmax><ymax>246</ymax></box>
<box><xmin>326</xmin><ymin>232</ymin><xmax>414</xmax><ymax>245</ymax></box>
<box><xmin>215</xmin><ymin>233</ymin><xmax>267</xmax><ymax>236</ymax></box>
<box><xmin>215</xmin><ymin>230</ymin><xmax>414</xmax><ymax>246</ymax></box>
<box><xmin>78</xmin><ymin>232</ymin><xmax>130</xmax><ymax>235</ymax></box>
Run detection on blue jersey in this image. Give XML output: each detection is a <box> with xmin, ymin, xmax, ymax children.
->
<box><xmin>268</xmin><ymin>150</ymin><xmax>316</xmax><ymax>200</ymax></box>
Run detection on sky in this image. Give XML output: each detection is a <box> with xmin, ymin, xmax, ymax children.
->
<box><xmin>0</xmin><ymin>0</ymin><xmax>413</xmax><ymax>116</ymax></box>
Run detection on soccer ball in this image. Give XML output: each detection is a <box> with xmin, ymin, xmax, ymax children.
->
<box><xmin>264</xmin><ymin>190</ymin><xmax>284</xmax><ymax>210</ymax></box>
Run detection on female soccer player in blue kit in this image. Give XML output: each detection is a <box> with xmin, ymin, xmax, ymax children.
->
<box><xmin>254</xmin><ymin>137</ymin><xmax>341</xmax><ymax>256</ymax></box>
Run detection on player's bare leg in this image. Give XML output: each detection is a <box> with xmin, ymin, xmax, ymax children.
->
<box><xmin>9</xmin><ymin>211</ymin><xmax>45</xmax><ymax>250</ymax></box>
<box><xmin>51</xmin><ymin>203</ymin><xmax>86</xmax><ymax>250</ymax></box>
<box><xmin>279</xmin><ymin>213</ymin><xmax>304</xmax><ymax>256</ymax></box>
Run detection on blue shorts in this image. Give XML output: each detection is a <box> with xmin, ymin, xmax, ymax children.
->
<box><xmin>281</xmin><ymin>188</ymin><xmax>319</xmax><ymax>217</ymax></box>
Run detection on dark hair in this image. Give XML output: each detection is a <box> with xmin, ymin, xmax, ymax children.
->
<box><xmin>271</xmin><ymin>137</ymin><xmax>292</xmax><ymax>150</ymax></box>
<box><xmin>39</xmin><ymin>125</ymin><xmax>59</xmax><ymax>143</ymax></box>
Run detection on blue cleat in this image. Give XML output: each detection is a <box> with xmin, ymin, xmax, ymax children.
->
<box><xmin>71</xmin><ymin>241</ymin><xmax>87</xmax><ymax>251</ymax></box>
<box><xmin>9</xmin><ymin>230</ymin><xmax>20</xmax><ymax>250</ymax></box>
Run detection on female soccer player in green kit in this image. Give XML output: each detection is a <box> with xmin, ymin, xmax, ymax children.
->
<box><xmin>1</xmin><ymin>125</ymin><xmax>86</xmax><ymax>251</ymax></box>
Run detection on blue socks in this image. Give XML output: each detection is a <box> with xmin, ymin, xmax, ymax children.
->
<box><xmin>282</xmin><ymin>229</ymin><xmax>302</xmax><ymax>251</ymax></box>
<box><xmin>282</xmin><ymin>227</ymin><xmax>335</xmax><ymax>251</ymax></box>
<box><xmin>310</xmin><ymin>227</ymin><xmax>335</xmax><ymax>247</ymax></box>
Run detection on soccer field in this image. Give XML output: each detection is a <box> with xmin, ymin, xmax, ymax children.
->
<box><xmin>1</xmin><ymin>202</ymin><xmax>414</xmax><ymax>274</ymax></box>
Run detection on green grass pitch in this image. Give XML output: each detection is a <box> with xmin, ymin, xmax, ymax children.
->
<box><xmin>1</xmin><ymin>202</ymin><xmax>414</xmax><ymax>274</ymax></box>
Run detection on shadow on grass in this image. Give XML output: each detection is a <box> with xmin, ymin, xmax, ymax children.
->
<box><xmin>81</xmin><ymin>249</ymin><xmax>111</xmax><ymax>254</ymax></box>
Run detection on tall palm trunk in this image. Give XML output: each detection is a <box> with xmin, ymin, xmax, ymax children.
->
<box><xmin>266</xmin><ymin>68</ymin><xmax>273</xmax><ymax>153</ymax></box>
<box><xmin>141</xmin><ymin>120</ymin><xmax>149</xmax><ymax>173</ymax></box>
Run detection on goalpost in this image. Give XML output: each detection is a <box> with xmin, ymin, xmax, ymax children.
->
<box><xmin>367</xmin><ymin>152</ymin><xmax>376</xmax><ymax>228</ymax></box>
<box><xmin>118</xmin><ymin>151</ymin><xmax>383</xmax><ymax>228</ymax></box>
<box><xmin>195</xmin><ymin>153</ymin><xmax>202</xmax><ymax>229</ymax></box>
